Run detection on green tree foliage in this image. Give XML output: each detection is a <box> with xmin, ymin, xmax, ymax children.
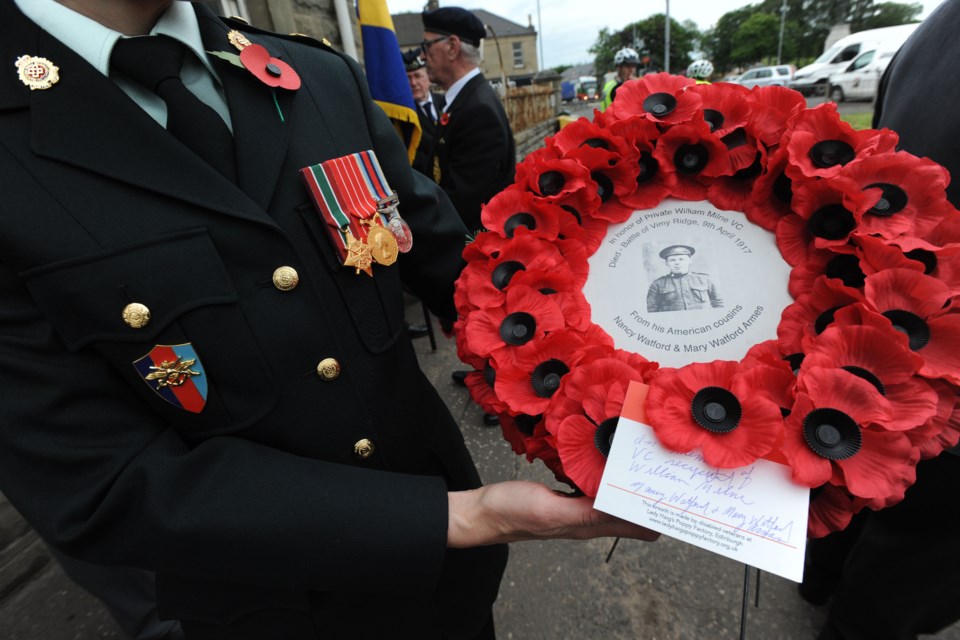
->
<box><xmin>702</xmin><ymin>0</ymin><xmax>920</xmax><ymax>74</ymax></box>
<box><xmin>589</xmin><ymin>14</ymin><xmax>700</xmax><ymax>77</ymax></box>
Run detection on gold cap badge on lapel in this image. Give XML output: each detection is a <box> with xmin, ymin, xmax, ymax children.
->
<box><xmin>227</xmin><ymin>30</ymin><xmax>253</xmax><ymax>52</ymax></box>
<box><xmin>15</xmin><ymin>55</ymin><xmax>59</xmax><ymax>90</ymax></box>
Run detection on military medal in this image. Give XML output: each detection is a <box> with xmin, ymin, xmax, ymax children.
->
<box><xmin>300</xmin><ymin>150</ymin><xmax>407</xmax><ymax>275</ymax></box>
<box><xmin>133</xmin><ymin>344</ymin><xmax>208</xmax><ymax>413</ymax></box>
<box><xmin>15</xmin><ymin>55</ymin><xmax>59</xmax><ymax>90</ymax></box>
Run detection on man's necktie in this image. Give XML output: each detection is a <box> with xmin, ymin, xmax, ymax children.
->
<box><xmin>420</xmin><ymin>101</ymin><xmax>435</xmax><ymax>124</ymax></box>
<box><xmin>111</xmin><ymin>35</ymin><xmax>237</xmax><ymax>182</ymax></box>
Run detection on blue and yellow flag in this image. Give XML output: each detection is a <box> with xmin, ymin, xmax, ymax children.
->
<box><xmin>358</xmin><ymin>0</ymin><xmax>421</xmax><ymax>164</ymax></box>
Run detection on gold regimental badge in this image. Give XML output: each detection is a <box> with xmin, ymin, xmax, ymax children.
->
<box><xmin>15</xmin><ymin>55</ymin><xmax>59</xmax><ymax>90</ymax></box>
<box><xmin>145</xmin><ymin>356</ymin><xmax>201</xmax><ymax>388</ymax></box>
<box><xmin>227</xmin><ymin>30</ymin><xmax>253</xmax><ymax>52</ymax></box>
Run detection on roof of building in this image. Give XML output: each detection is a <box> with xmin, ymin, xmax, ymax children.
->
<box><xmin>392</xmin><ymin>8</ymin><xmax>535</xmax><ymax>45</ymax></box>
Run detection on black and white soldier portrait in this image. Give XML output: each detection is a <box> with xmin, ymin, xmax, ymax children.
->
<box><xmin>646</xmin><ymin>244</ymin><xmax>724</xmax><ymax>313</ymax></box>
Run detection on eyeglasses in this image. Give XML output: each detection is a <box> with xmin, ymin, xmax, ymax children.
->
<box><xmin>420</xmin><ymin>36</ymin><xmax>449</xmax><ymax>53</ymax></box>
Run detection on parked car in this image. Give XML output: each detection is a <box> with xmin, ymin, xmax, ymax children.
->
<box><xmin>731</xmin><ymin>65</ymin><xmax>794</xmax><ymax>88</ymax></box>
<box><xmin>828</xmin><ymin>48</ymin><xmax>897</xmax><ymax>102</ymax></box>
<box><xmin>790</xmin><ymin>23</ymin><xmax>917</xmax><ymax>96</ymax></box>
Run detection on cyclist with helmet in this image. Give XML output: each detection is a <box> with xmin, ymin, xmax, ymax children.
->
<box><xmin>687</xmin><ymin>59</ymin><xmax>714</xmax><ymax>84</ymax></box>
<box><xmin>601</xmin><ymin>47</ymin><xmax>640</xmax><ymax>110</ymax></box>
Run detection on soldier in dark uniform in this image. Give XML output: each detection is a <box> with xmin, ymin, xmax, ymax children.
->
<box><xmin>646</xmin><ymin>245</ymin><xmax>724</xmax><ymax>313</ymax></box>
<box><xmin>0</xmin><ymin>1</ymin><xmax>656</xmax><ymax>639</ymax></box>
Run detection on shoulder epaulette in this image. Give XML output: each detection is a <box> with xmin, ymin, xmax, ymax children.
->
<box><xmin>220</xmin><ymin>15</ymin><xmax>337</xmax><ymax>53</ymax></box>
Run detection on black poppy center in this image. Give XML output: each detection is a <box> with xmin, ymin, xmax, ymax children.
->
<box><xmin>905</xmin><ymin>249</ymin><xmax>937</xmax><ymax>275</ymax></box>
<box><xmin>483</xmin><ymin>361</ymin><xmax>496</xmax><ymax>388</ymax></box>
<box><xmin>814</xmin><ymin>305</ymin><xmax>845</xmax><ymax>335</ymax></box>
<box><xmin>773</xmin><ymin>171</ymin><xmax>793</xmax><ymax>204</ymax></box>
<box><xmin>842</xmin><ymin>365</ymin><xmax>886</xmax><ymax>395</ymax></box>
<box><xmin>802</xmin><ymin>408</ymin><xmax>862</xmax><ymax>460</ymax></box>
<box><xmin>808</xmin><ymin>205</ymin><xmax>856</xmax><ymax>240</ymax></box>
<box><xmin>491</xmin><ymin>261</ymin><xmax>525</xmax><ymax>290</ymax></box>
<box><xmin>674</xmin><ymin>144</ymin><xmax>709</xmax><ymax>175</ymax></box>
<box><xmin>538</xmin><ymin>170</ymin><xmax>566</xmax><ymax>196</ymax></box>
<box><xmin>691</xmin><ymin>387</ymin><xmax>742</xmax><ymax>433</ymax></box>
<box><xmin>504</xmin><ymin>213</ymin><xmax>537</xmax><ymax>237</ymax></box>
<box><xmin>266</xmin><ymin>63</ymin><xmax>283</xmax><ymax>77</ymax></box>
<box><xmin>825</xmin><ymin>254</ymin><xmax>866</xmax><ymax>288</ymax></box>
<box><xmin>593</xmin><ymin>417</ymin><xmax>619</xmax><ymax>457</ymax></box>
<box><xmin>703</xmin><ymin>108</ymin><xmax>725</xmax><ymax>133</ymax></box>
<box><xmin>732</xmin><ymin>152</ymin><xmax>764</xmax><ymax>181</ymax></box>
<box><xmin>809</xmin><ymin>139</ymin><xmax>856</xmax><ymax>169</ymax></box>
<box><xmin>865</xmin><ymin>182</ymin><xmax>908</xmax><ymax>217</ymax></box>
<box><xmin>592</xmin><ymin>171</ymin><xmax>615</xmax><ymax>202</ymax></box>
<box><xmin>560</xmin><ymin>204</ymin><xmax>583</xmax><ymax>225</ymax></box>
<box><xmin>643</xmin><ymin>92</ymin><xmax>677</xmax><ymax>117</ymax></box>
<box><xmin>581</xmin><ymin>137</ymin><xmax>610</xmax><ymax>150</ymax></box>
<box><xmin>637</xmin><ymin>152</ymin><xmax>659</xmax><ymax>184</ymax></box>
<box><xmin>784</xmin><ymin>353</ymin><xmax>805</xmax><ymax>375</ymax></box>
<box><xmin>531</xmin><ymin>359</ymin><xmax>569</xmax><ymax>398</ymax></box>
<box><xmin>882</xmin><ymin>309</ymin><xmax>931</xmax><ymax>351</ymax></box>
<box><xmin>499</xmin><ymin>312</ymin><xmax>536</xmax><ymax>346</ymax></box>
<box><xmin>515</xmin><ymin>413</ymin><xmax>542</xmax><ymax>436</ymax></box>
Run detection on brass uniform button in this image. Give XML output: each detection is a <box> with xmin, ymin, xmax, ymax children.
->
<box><xmin>272</xmin><ymin>266</ymin><xmax>299</xmax><ymax>291</ymax></box>
<box><xmin>316</xmin><ymin>358</ymin><xmax>341</xmax><ymax>381</ymax></box>
<box><xmin>122</xmin><ymin>303</ymin><xmax>151</xmax><ymax>329</ymax></box>
<box><xmin>353</xmin><ymin>438</ymin><xmax>375</xmax><ymax>459</ymax></box>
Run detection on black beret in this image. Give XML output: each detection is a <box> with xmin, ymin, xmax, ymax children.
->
<box><xmin>402</xmin><ymin>48</ymin><xmax>424</xmax><ymax>72</ymax></box>
<box><xmin>422</xmin><ymin>7</ymin><xmax>486</xmax><ymax>46</ymax></box>
<box><xmin>659</xmin><ymin>245</ymin><xmax>696</xmax><ymax>259</ymax></box>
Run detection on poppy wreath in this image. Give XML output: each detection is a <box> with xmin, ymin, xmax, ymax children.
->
<box><xmin>453</xmin><ymin>73</ymin><xmax>960</xmax><ymax>539</ymax></box>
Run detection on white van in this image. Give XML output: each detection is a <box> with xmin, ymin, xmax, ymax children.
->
<box><xmin>790</xmin><ymin>23</ymin><xmax>918</xmax><ymax>96</ymax></box>
<box><xmin>828</xmin><ymin>47</ymin><xmax>898</xmax><ymax>102</ymax></box>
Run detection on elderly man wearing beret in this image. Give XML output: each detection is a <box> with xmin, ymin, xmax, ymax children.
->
<box><xmin>646</xmin><ymin>245</ymin><xmax>724</xmax><ymax>313</ymax></box>
<box><xmin>419</xmin><ymin>6</ymin><xmax>516</xmax><ymax>234</ymax></box>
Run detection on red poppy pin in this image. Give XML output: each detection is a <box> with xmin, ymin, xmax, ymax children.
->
<box><xmin>239</xmin><ymin>44</ymin><xmax>301</xmax><ymax>90</ymax></box>
<box><xmin>440</xmin><ymin>112</ymin><xmax>450</xmax><ymax>126</ymax></box>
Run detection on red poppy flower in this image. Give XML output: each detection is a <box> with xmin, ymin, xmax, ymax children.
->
<box><xmin>653</xmin><ymin>120</ymin><xmax>732</xmax><ymax>200</ymax></box>
<box><xmin>646</xmin><ymin>361</ymin><xmax>784</xmax><ymax>468</ymax></box>
<box><xmin>783</xmin><ymin>103</ymin><xmax>897</xmax><ymax>180</ymax></box>
<box><xmin>480</xmin><ymin>187</ymin><xmax>562</xmax><ymax>241</ymax></box>
<box><xmin>561</xmin><ymin>145</ymin><xmax>640</xmax><ymax>223</ymax></box>
<box><xmin>239</xmin><ymin>43</ymin><xmax>301</xmax><ymax>90</ymax></box>
<box><xmin>515</xmin><ymin>155</ymin><xmax>595</xmax><ymax>202</ymax></box>
<box><xmin>801</xmin><ymin>325</ymin><xmax>935</xmax><ymax>431</ymax></box>
<box><xmin>777</xmin><ymin>276</ymin><xmax>864</xmax><ymax>354</ymax></box>
<box><xmin>782</xmin><ymin>367</ymin><xmax>917</xmax><ymax>500</ymax></box>
<box><xmin>605</xmin><ymin>73</ymin><xmax>701</xmax><ymax>125</ymax></box>
<box><xmin>787</xmin><ymin>244</ymin><xmax>863</xmax><ymax>299</ymax></box>
<box><xmin>707</xmin><ymin>146</ymin><xmax>768</xmax><ymax>213</ymax></box>
<box><xmin>548</xmin><ymin>116</ymin><xmax>638</xmax><ymax>160</ymax></box>
<box><xmin>464</xmin><ymin>360</ymin><xmax>511</xmax><ymax>416</ymax></box>
<box><xmin>839</xmin><ymin>152</ymin><xmax>952</xmax><ymax>241</ymax></box>
<box><xmin>789</xmin><ymin>176</ymin><xmax>874</xmax><ymax>252</ymax></box>
<box><xmin>746</xmin><ymin>145</ymin><xmax>809</xmax><ymax>233</ymax></box>
<box><xmin>463</xmin><ymin>284</ymin><xmax>566</xmax><ymax>362</ymax></box>
<box><xmin>494</xmin><ymin>329</ymin><xmax>591</xmax><ymax>415</ymax></box>
<box><xmin>547</xmin><ymin>355</ymin><xmax>657</xmax><ymax>496</ymax></box>
<box><xmin>604</xmin><ymin>116</ymin><xmax>677</xmax><ymax>210</ymax></box>
<box><xmin>807</xmin><ymin>484</ymin><xmax>865</xmax><ymax>539</ymax></box>
<box><xmin>511</xmin><ymin>268</ymin><xmax>592</xmax><ymax>331</ymax></box>
<box><xmin>687</xmin><ymin>82</ymin><xmax>751</xmax><ymax>139</ymax></box>
<box><xmin>862</xmin><ymin>268</ymin><xmax>960</xmax><ymax>384</ymax></box>
<box><xmin>745</xmin><ymin>85</ymin><xmax>806</xmax><ymax>147</ymax></box>
<box><xmin>907</xmin><ymin>384</ymin><xmax>960</xmax><ymax>459</ymax></box>
<box><xmin>455</xmin><ymin>229</ymin><xmax>575</xmax><ymax>311</ymax></box>
<box><xmin>439</xmin><ymin>112</ymin><xmax>450</xmax><ymax>126</ymax></box>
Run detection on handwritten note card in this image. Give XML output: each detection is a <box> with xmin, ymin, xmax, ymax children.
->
<box><xmin>594</xmin><ymin>381</ymin><xmax>809</xmax><ymax>582</ymax></box>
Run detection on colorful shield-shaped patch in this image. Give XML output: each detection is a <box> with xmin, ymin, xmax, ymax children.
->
<box><xmin>133</xmin><ymin>344</ymin><xmax>208</xmax><ymax>413</ymax></box>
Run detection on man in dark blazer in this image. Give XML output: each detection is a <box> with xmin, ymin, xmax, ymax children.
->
<box><xmin>403</xmin><ymin>48</ymin><xmax>445</xmax><ymax>178</ymax></box>
<box><xmin>420</xmin><ymin>7</ymin><xmax>516</xmax><ymax>235</ymax></box>
<box><xmin>0</xmin><ymin>1</ymin><xmax>656</xmax><ymax>639</ymax></box>
<box><xmin>800</xmin><ymin>4</ymin><xmax>960</xmax><ymax>638</ymax></box>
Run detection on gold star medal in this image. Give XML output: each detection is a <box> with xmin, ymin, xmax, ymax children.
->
<box><xmin>15</xmin><ymin>55</ymin><xmax>59</xmax><ymax>90</ymax></box>
<box><xmin>343</xmin><ymin>229</ymin><xmax>374</xmax><ymax>276</ymax></box>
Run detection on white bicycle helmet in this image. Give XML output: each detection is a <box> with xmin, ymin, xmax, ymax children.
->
<box><xmin>614</xmin><ymin>47</ymin><xmax>640</xmax><ymax>66</ymax></box>
<box><xmin>687</xmin><ymin>59</ymin><xmax>714</xmax><ymax>80</ymax></box>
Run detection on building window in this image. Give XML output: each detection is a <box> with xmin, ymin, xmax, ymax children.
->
<box><xmin>512</xmin><ymin>41</ymin><xmax>524</xmax><ymax>68</ymax></box>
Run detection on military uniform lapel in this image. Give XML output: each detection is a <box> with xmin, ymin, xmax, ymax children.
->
<box><xmin>195</xmin><ymin>9</ymin><xmax>293</xmax><ymax>211</ymax></box>
<box><xmin>2</xmin><ymin>4</ymin><xmax>276</xmax><ymax>230</ymax></box>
